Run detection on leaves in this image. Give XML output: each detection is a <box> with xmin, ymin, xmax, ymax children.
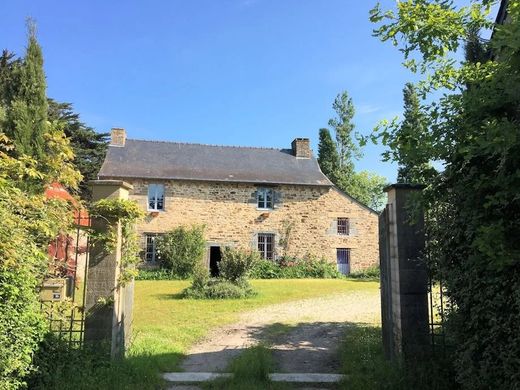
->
<box><xmin>371</xmin><ymin>1</ymin><xmax>520</xmax><ymax>387</ymax></box>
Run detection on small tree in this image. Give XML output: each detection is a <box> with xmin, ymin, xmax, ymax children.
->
<box><xmin>218</xmin><ymin>247</ymin><xmax>259</xmax><ymax>283</ymax></box>
<box><xmin>156</xmin><ymin>225</ymin><xmax>205</xmax><ymax>278</ymax></box>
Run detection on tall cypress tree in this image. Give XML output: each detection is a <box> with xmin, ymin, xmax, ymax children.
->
<box><xmin>317</xmin><ymin>128</ymin><xmax>340</xmax><ymax>183</ymax></box>
<box><xmin>6</xmin><ymin>20</ymin><xmax>47</xmax><ymax>158</ymax></box>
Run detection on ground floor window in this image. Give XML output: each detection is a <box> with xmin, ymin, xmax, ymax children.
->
<box><xmin>258</xmin><ymin>233</ymin><xmax>275</xmax><ymax>260</ymax></box>
<box><xmin>143</xmin><ymin>233</ymin><xmax>162</xmax><ymax>263</ymax></box>
<box><xmin>336</xmin><ymin>248</ymin><xmax>351</xmax><ymax>275</ymax></box>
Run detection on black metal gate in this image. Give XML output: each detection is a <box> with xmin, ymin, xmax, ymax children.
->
<box><xmin>40</xmin><ymin>216</ymin><xmax>91</xmax><ymax>347</ymax></box>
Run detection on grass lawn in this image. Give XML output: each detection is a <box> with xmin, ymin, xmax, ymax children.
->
<box><xmin>130</xmin><ymin>279</ymin><xmax>379</xmax><ymax>372</ymax></box>
<box><xmin>38</xmin><ymin>279</ymin><xmax>378</xmax><ymax>389</ymax></box>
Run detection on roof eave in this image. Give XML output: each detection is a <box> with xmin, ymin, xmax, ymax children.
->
<box><xmin>98</xmin><ymin>174</ymin><xmax>333</xmax><ymax>187</ymax></box>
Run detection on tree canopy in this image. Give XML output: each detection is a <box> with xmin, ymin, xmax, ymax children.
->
<box><xmin>0</xmin><ymin>24</ymin><xmax>79</xmax><ymax>389</ymax></box>
<box><xmin>318</xmin><ymin>91</ymin><xmax>388</xmax><ymax>211</ymax></box>
<box><xmin>371</xmin><ymin>0</ymin><xmax>520</xmax><ymax>387</ymax></box>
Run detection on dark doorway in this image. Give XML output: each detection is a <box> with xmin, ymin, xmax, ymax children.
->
<box><xmin>209</xmin><ymin>246</ymin><xmax>221</xmax><ymax>277</ymax></box>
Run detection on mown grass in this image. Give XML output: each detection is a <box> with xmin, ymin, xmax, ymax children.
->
<box><xmin>33</xmin><ymin>279</ymin><xmax>376</xmax><ymax>389</ymax></box>
<box><xmin>130</xmin><ymin>279</ymin><xmax>378</xmax><ymax>373</ymax></box>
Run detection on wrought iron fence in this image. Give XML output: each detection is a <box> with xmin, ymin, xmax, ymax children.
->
<box><xmin>40</xmin><ymin>216</ymin><xmax>90</xmax><ymax>348</ymax></box>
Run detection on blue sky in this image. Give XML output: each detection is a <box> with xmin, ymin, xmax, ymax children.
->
<box><xmin>3</xmin><ymin>1</ymin><xmax>437</xmax><ymax>181</ymax></box>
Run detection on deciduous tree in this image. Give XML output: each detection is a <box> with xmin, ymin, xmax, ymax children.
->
<box><xmin>371</xmin><ymin>1</ymin><xmax>520</xmax><ymax>387</ymax></box>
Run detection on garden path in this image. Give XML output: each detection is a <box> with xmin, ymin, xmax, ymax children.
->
<box><xmin>180</xmin><ymin>287</ymin><xmax>380</xmax><ymax>374</ymax></box>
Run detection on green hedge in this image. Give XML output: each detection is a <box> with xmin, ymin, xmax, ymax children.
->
<box><xmin>135</xmin><ymin>268</ymin><xmax>183</xmax><ymax>280</ymax></box>
<box><xmin>249</xmin><ymin>257</ymin><xmax>342</xmax><ymax>279</ymax></box>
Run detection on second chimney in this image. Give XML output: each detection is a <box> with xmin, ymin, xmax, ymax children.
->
<box><xmin>110</xmin><ymin>128</ymin><xmax>126</xmax><ymax>147</ymax></box>
<box><xmin>291</xmin><ymin>138</ymin><xmax>311</xmax><ymax>158</ymax></box>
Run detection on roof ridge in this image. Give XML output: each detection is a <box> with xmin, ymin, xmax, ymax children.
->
<box><xmin>125</xmin><ymin>138</ymin><xmax>286</xmax><ymax>151</ymax></box>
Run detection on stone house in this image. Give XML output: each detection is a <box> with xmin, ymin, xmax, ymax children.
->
<box><xmin>97</xmin><ymin>128</ymin><xmax>379</xmax><ymax>275</ymax></box>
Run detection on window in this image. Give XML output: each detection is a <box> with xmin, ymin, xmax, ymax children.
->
<box><xmin>148</xmin><ymin>184</ymin><xmax>165</xmax><ymax>211</ymax></box>
<box><xmin>258</xmin><ymin>233</ymin><xmax>275</xmax><ymax>260</ymax></box>
<box><xmin>336</xmin><ymin>248</ymin><xmax>351</xmax><ymax>275</ymax></box>
<box><xmin>257</xmin><ymin>188</ymin><xmax>274</xmax><ymax>209</ymax></box>
<box><xmin>337</xmin><ymin>218</ymin><xmax>350</xmax><ymax>235</ymax></box>
<box><xmin>143</xmin><ymin>233</ymin><xmax>162</xmax><ymax>263</ymax></box>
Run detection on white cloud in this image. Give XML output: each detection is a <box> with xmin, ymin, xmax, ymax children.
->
<box><xmin>357</xmin><ymin>104</ymin><xmax>381</xmax><ymax>115</ymax></box>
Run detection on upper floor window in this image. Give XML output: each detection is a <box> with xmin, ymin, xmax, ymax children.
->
<box><xmin>148</xmin><ymin>184</ymin><xmax>165</xmax><ymax>211</ymax></box>
<box><xmin>257</xmin><ymin>188</ymin><xmax>274</xmax><ymax>209</ymax></box>
<box><xmin>258</xmin><ymin>233</ymin><xmax>275</xmax><ymax>260</ymax></box>
<box><xmin>337</xmin><ymin>218</ymin><xmax>350</xmax><ymax>235</ymax></box>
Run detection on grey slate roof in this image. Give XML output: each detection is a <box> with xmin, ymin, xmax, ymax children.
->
<box><xmin>98</xmin><ymin>139</ymin><xmax>333</xmax><ymax>186</ymax></box>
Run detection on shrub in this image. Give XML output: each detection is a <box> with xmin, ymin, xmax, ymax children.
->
<box><xmin>218</xmin><ymin>247</ymin><xmax>260</xmax><ymax>282</ymax></box>
<box><xmin>156</xmin><ymin>225</ymin><xmax>205</xmax><ymax>278</ymax></box>
<box><xmin>250</xmin><ymin>256</ymin><xmax>342</xmax><ymax>279</ymax></box>
<box><xmin>348</xmin><ymin>266</ymin><xmax>380</xmax><ymax>280</ymax></box>
<box><xmin>191</xmin><ymin>261</ymin><xmax>210</xmax><ymax>291</ymax></box>
<box><xmin>182</xmin><ymin>279</ymin><xmax>256</xmax><ymax>299</ymax></box>
<box><xmin>134</xmin><ymin>269</ymin><xmax>182</xmax><ymax>280</ymax></box>
<box><xmin>249</xmin><ymin>260</ymin><xmax>281</xmax><ymax>279</ymax></box>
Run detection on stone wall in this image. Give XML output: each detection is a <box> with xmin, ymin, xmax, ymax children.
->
<box><xmin>127</xmin><ymin>179</ymin><xmax>379</xmax><ymax>272</ymax></box>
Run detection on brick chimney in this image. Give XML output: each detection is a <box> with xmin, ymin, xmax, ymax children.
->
<box><xmin>110</xmin><ymin>128</ymin><xmax>126</xmax><ymax>147</ymax></box>
<box><xmin>291</xmin><ymin>138</ymin><xmax>311</xmax><ymax>158</ymax></box>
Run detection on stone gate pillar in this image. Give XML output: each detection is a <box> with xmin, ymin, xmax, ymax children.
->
<box><xmin>380</xmin><ymin>184</ymin><xmax>429</xmax><ymax>361</ymax></box>
<box><xmin>84</xmin><ymin>180</ymin><xmax>134</xmax><ymax>358</ymax></box>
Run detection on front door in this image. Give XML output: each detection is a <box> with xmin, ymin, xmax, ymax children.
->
<box><xmin>209</xmin><ymin>246</ymin><xmax>222</xmax><ymax>277</ymax></box>
<box><xmin>336</xmin><ymin>248</ymin><xmax>350</xmax><ymax>275</ymax></box>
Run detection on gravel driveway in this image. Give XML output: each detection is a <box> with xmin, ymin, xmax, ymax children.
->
<box><xmin>180</xmin><ymin>287</ymin><xmax>380</xmax><ymax>374</ymax></box>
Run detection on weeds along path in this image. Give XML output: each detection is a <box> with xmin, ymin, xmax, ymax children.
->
<box><xmin>180</xmin><ymin>286</ymin><xmax>380</xmax><ymax>373</ymax></box>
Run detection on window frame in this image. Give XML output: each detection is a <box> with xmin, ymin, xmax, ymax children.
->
<box><xmin>144</xmin><ymin>233</ymin><xmax>162</xmax><ymax>263</ymax></box>
<box><xmin>148</xmin><ymin>183</ymin><xmax>165</xmax><ymax>211</ymax></box>
<box><xmin>257</xmin><ymin>233</ymin><xmax>275</xmax><ymax>260</ymax></box>
<box><xmin>256</xmin><ymin>188</ymin><xmax>274</xmax><ymax>210</ymax></box>
<box><xmin>337</xmin><ymin>217</ymin><xmax>350</xmax><ymax>235</ymax></box>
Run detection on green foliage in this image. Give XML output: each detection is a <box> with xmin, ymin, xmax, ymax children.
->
<box><xmin>0</xmin><ymin>23</ymin><xmax>80</xmax><ymax>389</ymax></box>
<box><xmin>47</xmin><ymin>99</ymin><xmax>109</xmax><ymax>199</ymax></box>
<box><xmin>229</xmin><ymin>345</ymin><xmax>271</xmax><ymax>383</ymax></box>
<box><xmin>318</xmin><ymin>128</ymin><xmax>341</xmax><ymax>183</ymax></box>
<box><xmin>156</xmin><ymin>225</ymin><xmax>206</xmax><ymax>278</ymax></box>
<box><xmin>329</xmin><ymin>91</ymin><xmax>361</xmax><ymax>172</ymax></box>
<box><xmin>183</xmin><ymin>251</ymin><xmax>257</xmax><ymax>299</ymax></box>
<box><xmin>341</xmin><ymin>170</ymin><xmax>388</xmax><ymax>212</ymax></box>
<box><xmin>371</xmin><ymin>1</ymin><xmax>520</xmax><ymax>388</ymax></box>
<box><xmin>183</xmin><ymin>279</ymin><xmax>256</xmax><ymax>300</ymax></box>
<box><xmin>27</xmin><ymin>334</ymin><xmax>162</xmax><ymax>390</ymax></box>
<box><xmin>348</xmin><ymin>266</ymin><xmax>380</xmax><ymax>281</ymax></box>
<box><xmin>219</xmin><ymin>247</ymin><xmax>260</xmax><ymax>283</ymax></box>
<box><xmin>317</xmin><ymin>91</ymin><xmax>388</xmax><ymax>211</ymax></box>
<box><xmin>5</xmin><ymin>21</ymin><xmax>47</xmax><ymax>159</ymax></box>
<box><xmin>134</xmin><ymin>268</ymin><xmax>183</xmax><ymax>280</ymax></box>
<box><xmin>249</xmin><ymin>256</ymin><xmax>342</xmax><ymax>279</ymax></box>
<box><xmin>339</xmin><ymin>326</ymin><xmax>456</xmax><ymax>390</ymax></box>
<box><xmin>90</xmin><ymin>199</ymin><xmax>144</xmax><ymax>285</ymax></box>
<box><xmin>205</xmin><ymin>346</ymin><xmax>281</xmax><ymax>390</ymax></box>
<box><xmin>395</xmin><ymin>83</ymin><xmax>432</xmax><ymax>184</ymax></box>
<box><xmin>191</xmin><ymin>261</ymin><xmax>210</xmax><ymax>291</ymax></box>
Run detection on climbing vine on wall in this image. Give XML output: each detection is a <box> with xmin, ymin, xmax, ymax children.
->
<box><xmin>90</xmin><ymin>199</ymin><xmax>144</xmax><ymax>286</ymax></box>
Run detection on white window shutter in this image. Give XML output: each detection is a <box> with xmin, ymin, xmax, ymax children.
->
<box><xmin>328</xmin><ymin>220</ymin><xmax>338</xmax><ymax>235</ymax></box>
<box><xmin>349</xmin><ymin>220</ymin><xmax>357</xmax><ymax>236</ymax></box>
<box><xmin>273</xmin><ymin>190</ymin><xmax>283</xmax><ymax>209</ymax></box>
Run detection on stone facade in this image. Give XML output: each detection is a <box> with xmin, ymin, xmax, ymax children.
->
<box><xmin>126</xmin><ymin>179</ymin><xmax>378</xmax><ymax>272</ymax></box>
